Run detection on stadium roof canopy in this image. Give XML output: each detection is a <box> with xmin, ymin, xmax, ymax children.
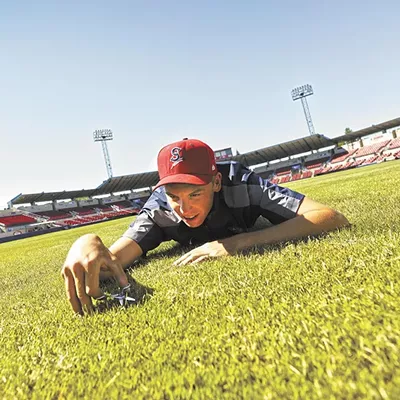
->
<box><xmin>10</xmin><ymin>116</ymin><xmax>400</xmax><ymax>206</ymax></box>
<box><xmin>331</xmin><ymin>117</ymin><xmax>400</xmax><ymax>144</ymax></box>
<box><xmin>10</xmin><ymin>189</ymin><xmax>97</xmax><ymax>205</ymax></box>
<box><xmin>231</xmin><ymin>134</ymin><xmax>335</xmax><ymax>166</ymax></box>
<box><xmin>95</xmin><ymin>171</ymin><xmax>160</xmax><ymax>194</ymax></box>
<box><xmin>11</xmin><ymin>172</ymin><xmax>161</xmax><ymax>205</ymax></box>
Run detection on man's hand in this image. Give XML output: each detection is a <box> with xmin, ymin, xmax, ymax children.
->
<box><xmin>61</xmin><ymin>234</ymin><xmax>129</xmax><ymax>315</ymax></box>
<box><xmin>173</xmin><ymin>239</ymin><xmax>235</xmax><ymax>266</ymax></box>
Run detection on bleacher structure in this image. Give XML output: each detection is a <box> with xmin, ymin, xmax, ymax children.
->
<box><xmin>261</xmin><ymin>125</ymin><xmax>400</xmax><ymax>184</ymax></box>
<box><xmin>1</xmin><ymin>117</ymin><xmax>400</xmax><ymax>243</ymax></box>
<box><xmin>0</xmin><ymin>194</ymin><xmax>150</xmax><ymax>242</ymax></box>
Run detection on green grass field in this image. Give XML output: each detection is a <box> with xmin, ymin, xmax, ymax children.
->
<box><xmin>1</xmin><ymin>162</ymin><xmax>400</xmax><ymax>399</ymax></box>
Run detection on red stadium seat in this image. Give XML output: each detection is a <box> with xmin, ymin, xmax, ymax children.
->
<box><xmin>387</xmin><ymin>137</ymin><xmax>400</xmax><ymax>150</ymax></box>
<box><xmin>354</xmin><ymin>140</ymin><xmax>390</xmax><ymax>158</ymax></box>
<box><xmin>0</xmin><ymin>215</ymin><xmax>37</xmax><ymax>227</ymax></box>
<box><xmin>330</xmin><ymin>149</ymin><xmax>357</xmax><ymax>164</ymax></box>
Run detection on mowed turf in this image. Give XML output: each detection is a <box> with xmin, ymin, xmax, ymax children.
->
<box><xmin>1</xmin><ymin>161</ymin><xmax>399</xmax><ymax>400</ymax></box>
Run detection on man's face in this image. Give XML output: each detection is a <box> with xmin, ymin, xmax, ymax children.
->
<box><xmin>164</xmin><ymin>173</ymin><xmax>222</xmax><ymax>228</ymax></box>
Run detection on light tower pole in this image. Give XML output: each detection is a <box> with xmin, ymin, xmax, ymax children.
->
<box><xmin>291</xmin><ymin>84</ymin><xmax>316</xmax><ymax>136</ymax></box>
<box><xmin>93</xmin><ymin>129</ymin><xmax>114</xmax><ymax>179</ymax></box>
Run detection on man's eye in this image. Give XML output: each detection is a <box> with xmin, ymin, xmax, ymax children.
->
<box><xmin>190</xmin><ymin>193</ymin><xmax>200</xmax><ymax>198</ymax></box>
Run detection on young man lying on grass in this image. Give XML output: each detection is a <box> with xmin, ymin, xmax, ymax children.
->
<box><xmin>62</xmin><ymin>138</ymin><xmax>350</xmax><ymax>315</ymax></box>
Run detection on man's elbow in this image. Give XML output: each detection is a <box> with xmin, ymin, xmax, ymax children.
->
<box><xmin>326</xmin><ymin>208</ymin><xmax>351</xmax><ymax>230</ymax></box>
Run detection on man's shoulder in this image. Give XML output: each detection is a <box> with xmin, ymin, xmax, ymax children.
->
<box><xmin>142</xmin><ymin>187</ymin><xmax>171</xmax><ymax>212</ymax></box>
<box><xmin>216</xmin><ymin>160</ymin><xmax>253</xmax><ymax>186</ymax></box>
<box><xmin>138</xmin><ymin>188</ymin><xmax>181</xmax><ymax>228</ymax></box>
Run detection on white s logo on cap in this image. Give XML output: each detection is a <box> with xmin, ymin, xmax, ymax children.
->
<box><xmin>170</xmin><ymin>147</ymin><xmax>183</xmax><ymax>168</ymax></box>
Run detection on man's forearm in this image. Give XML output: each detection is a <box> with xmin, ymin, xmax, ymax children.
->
<box><xmin>224</xmin><ymin>209</ymin><xmax>350</xmax><ymax>252</ymax></box>
<box><xmin>109</xmin><ymin>237</ymin><xmax>144</xmax><ymax>267</ymax></box>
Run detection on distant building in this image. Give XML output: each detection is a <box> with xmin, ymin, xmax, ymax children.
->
<box><xmin>214</xmin><ymin>147</ymin><xmax>236</xmax><ymax>161</ymax></box>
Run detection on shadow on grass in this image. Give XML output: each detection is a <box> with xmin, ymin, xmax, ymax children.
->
<box><xmin>126</xmin><ymin>243</ymin><xmax>187</xmax><ymax>269</ymax></box>
<box><xmin>121</xmin><ymin>217</ymin><xmax>354</xmax><ymax>272</ymax></box>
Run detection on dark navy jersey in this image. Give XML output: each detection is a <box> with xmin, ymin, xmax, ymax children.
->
<box><xmin>123</xmin><ymin>161</ymin><xmax>305</xmax><ymax>253</ymax></box>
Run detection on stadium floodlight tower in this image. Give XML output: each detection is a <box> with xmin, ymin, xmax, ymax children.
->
<box><xmin>291</xmin><ymin>84</ymin><xmax>316</xmax><ymax>136</ymax></box>
<box><xmin>93</xmin><ymin>129</ymin><xmax>114</xmax><ymax>179</ymax></box>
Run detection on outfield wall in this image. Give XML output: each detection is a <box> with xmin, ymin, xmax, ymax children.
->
<box><xmin>0</xmin><ymin>212</ymin><xmax>136</xmax><ymax>244</ymax></box>
<box><xmin>0</xmin><ymin>226</ymin><xmax>65</xmax><ymax>244</ymax></box>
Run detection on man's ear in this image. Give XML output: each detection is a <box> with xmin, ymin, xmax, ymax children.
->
<box><xmin>213</xmin><ymin>173</ymin><xmax>222</xmax><ymax>192</ymax></box>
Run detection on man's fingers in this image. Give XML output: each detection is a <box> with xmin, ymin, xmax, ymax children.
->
<box><xmin>175</xmin><ymin>252</ymin><xmax>198</xmax><ymax>266</ymax></box>
<box><xmin>62</xmin><ymin>268</ymin><xmax>83</xmax><ymax>315</ymax></box>
<box><xmin>173</xmin><ymin>252</ymin><xmax>193</xmax><ymax>266</ymax></box>
<box><xmin>85</xmin><ymin>258</ymin><xmax>103</xmax><ymax>299</ymax></box>
<box><xmin>104</xmin><ymin>257</ymin><xmax>129</xmax><ymax>288</ymax></box>
<box><xmin>191</xmin><ymin>255</ymin><xmax>208</xmax><ymax>265</ymax></box>
<box><xmin>71</xmin><ymin>264</ymin><xmax>93</xmax><ymax>314</ymax></box>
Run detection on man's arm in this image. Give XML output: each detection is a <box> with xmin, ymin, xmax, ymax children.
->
<box><xmin>173</xmin><ymin>197</ymin><xmax>349</xmax><ymax>266</ymax></box>
<box><xmin>224</xmin><ymin>196</ymin><xmax>350</xmax><ymax>252</ymax></box>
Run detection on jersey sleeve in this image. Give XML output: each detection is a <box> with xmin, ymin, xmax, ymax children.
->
<box><xmin>122</xmin><ymin>211</ymin><xmax>165</xmax><ymax>253</ymax></box>
<box><xmin>247</xmin><ymin>172</ymin><xmax>305</xmax><ymax>224</ymax></box>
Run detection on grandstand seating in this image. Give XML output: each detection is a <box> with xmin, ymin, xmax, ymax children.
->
<box><xmin>35</xmin><ymin>210</ymin><xmax>72</xmax><ymax>220</ymax></box>
<box><xmin>56</xmin><ymin>206</ymin><xmax>97</xmax><ymax>215</ymax></box>
<box><xmin>381</xmin><ymin>149</ymin><xmax>400</xmax><ymax>160</ymax></box>
<box><xmin>95</xmin><ymin>205</ymin><xmax>114</xmax><ymax>212</ymax></box>
<box><xmin>78</xmin><ymin>215</ymin><xmax>108</xmax><ymax>223</ymax></box>
<box><xmin>275</xmin><ymin>167</ymin><xmax>292</xmax><ymax>176</ymax></box>
<box><xmin>76</xmin><ymin>209</ymin><xmax>95</xmax><ymax>216</ymax></box>
<box><xmin>375</xmin><ymin>154</ymin><xmax>386</xmax><ymax>163</ymax></box>
<box><xmin>112</xmin><ymin>209</ymin><xmax>137</xmax><ymax>216</ymax></box>
<box><xmin>0</xmin><ymin>215</ymin><xmax>37</xmax><ymax>227</ymax></box>
<box><xmin>112</xmin><ymin>200</ymin><xmax>134</xmax><ymax>209</ymax></box>
<box><xmin>330</xmin><ymin>149</ymin><xmax>357</xmax><ymax>164</ymax></box>
<box><xmin>32</xmin><ymin>200</ymin><xmax>140</xmax><ymax>225</ymax></box>
<box><xmin>279</xmin><ymin>175</ymin><xmax>291</xmax><ymax>184</ymax></box>
<box><xmin>329</xmin><ymin>164</ymin><xmax>342</xmax><ymax>172</ymax></box>
<box><xmin>55</xmin><ymin>209</ymin><xmax>137</xmax><ymax>227</ymax></box>
<box><xmin>354</xmin><ymin>140</ymin><xmax>390</xmax><ymax>158</ymax></box>
<box><xmin>388</xmin><ymin>137</ymin><xmax>400</xmax><ymax>150</ymax></box>
<box><xmin>314</xmin><ymin>165</ymin><xmax>331</xmax><ymax>175</ymax></box>
<box><xmin>11</xmin><ymin>199</ymin><xmax>141</xmax><ymax>233</ymax></box>
<box><xmin>361</xmin><ymin>155</ymin><xmax>379</xmax><ymax>165</ymax></box>
<box><xmin>291</xmin><ymin>173</ymin><xmax>302</xmax><ymax>181</ymax></box>
<box><xmin>60</xmin><ymin>219</ymin><xmax>84</xmax><ymax>227</ymax></box>
<box><xmin>304</xmin><ymin>156</ymin><xmax>330</xmax><ymax>170</ymax></box>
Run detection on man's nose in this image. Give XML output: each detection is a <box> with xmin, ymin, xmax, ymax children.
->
<box><xmin>179</xmin><ymin>199</ymin><xmax>191</xmax><ymax>214</ymax></box>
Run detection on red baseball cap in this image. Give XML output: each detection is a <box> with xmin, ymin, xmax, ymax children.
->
<box><xmin>153</xmin><ymin>138</ymin><xmax>217</xmax><ymax>190</ymax></box>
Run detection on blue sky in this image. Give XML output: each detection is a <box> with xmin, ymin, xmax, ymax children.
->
<box><xmin>1</xmin><ymin>1</ymin><xmax>399</xmax><ymax>209</ymax></box>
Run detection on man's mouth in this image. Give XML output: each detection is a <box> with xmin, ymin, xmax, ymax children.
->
<box><xmin>183</xmin><ymin>214</ymin><xmax>198</xmax><ymax>221</ymax></box>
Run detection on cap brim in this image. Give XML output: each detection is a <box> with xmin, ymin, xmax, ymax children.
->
<box><xmin>153</xmin><ymin>173</ymin><xmax>213</xmax><ymax>191</ymax></box>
